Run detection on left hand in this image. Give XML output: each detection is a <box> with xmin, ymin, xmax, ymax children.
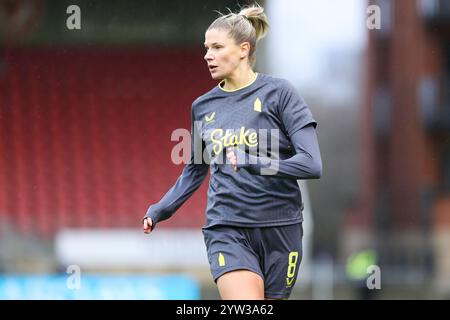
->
<box><xmin>226</xmin><ymin>148</ymin><xmax>239</xmax><ymax>172</ymax></box>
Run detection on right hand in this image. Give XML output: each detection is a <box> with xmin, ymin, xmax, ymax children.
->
<box><xmin>143</xmin><ymin>217</ymin><xmax>153</xmax><ymax>234</ymax></box>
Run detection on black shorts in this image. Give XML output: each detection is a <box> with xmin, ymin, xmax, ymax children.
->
<box><xmin>202</xmin><ymin>223</ymin><xmax>303</xmax><ymax>299</ymax></box>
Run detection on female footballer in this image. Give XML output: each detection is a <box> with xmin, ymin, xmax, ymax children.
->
<box><xmin>142</xmin><ymin>4</ymin><xmax>322</xmax><ymax>300</ymax></box>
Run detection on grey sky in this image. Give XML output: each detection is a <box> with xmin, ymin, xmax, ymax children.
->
<box><xmin>266</xmin><ymin>0</ymin><xmax>367</xmax><ymax>88</ymax></box>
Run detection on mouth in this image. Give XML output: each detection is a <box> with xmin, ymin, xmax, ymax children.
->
<box><xmin>208</xmin><ymin>65</ymin><xmax>218</xmax><ymax>72</ymax></box>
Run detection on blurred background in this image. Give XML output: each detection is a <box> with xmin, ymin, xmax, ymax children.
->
<box><xmin>0</xmin><ymin>0</ymin><xmax>449</xmax><ymax>299</ymax></box>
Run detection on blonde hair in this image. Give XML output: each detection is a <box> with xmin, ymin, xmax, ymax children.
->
<box><xmin>207</xmin><ymin>3</ymin><xmax>269</xmax><ymax>67</ymax></box>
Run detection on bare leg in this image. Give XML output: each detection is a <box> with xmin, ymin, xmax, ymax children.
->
<box><xmin>217</xmin><ymin>269</ymin><xmax>264</xmax><ymax>300</ymax></box>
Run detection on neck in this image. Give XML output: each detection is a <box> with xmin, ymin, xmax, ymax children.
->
<box><xmin>223</xmin><ymin>66</ymin><xmax>256</xmax><ymax>91</ymax></box>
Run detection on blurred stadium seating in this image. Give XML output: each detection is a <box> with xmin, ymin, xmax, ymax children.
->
<box><xmin>0</xmin><ymin>47</ymin><xmax>215</xmax><ymax>237</ymax></box>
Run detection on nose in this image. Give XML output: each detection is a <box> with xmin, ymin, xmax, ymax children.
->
<box><xmin>204</xmin><ymin>49</ymin><xmax>213</xmax><ymax>62</ymax></box>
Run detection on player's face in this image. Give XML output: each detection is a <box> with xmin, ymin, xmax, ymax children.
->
<box><xmin>204</xmin><ymin>29</ymin><xmax>243</xmax><ymax>80</ymax></box>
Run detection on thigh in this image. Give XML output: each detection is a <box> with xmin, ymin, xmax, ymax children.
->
<box><xmin>202</xmin><ymin>225</ymin><xmax>264</xmax><ymax>284</ymax></box>
<box><xmin>259</xmin><ymin>223</ymin><xmax>303</xmax><ymax>299</ymax></box>
<box><xmin>217</xmin><ymin>269</ymin><xmax>264</xmax><ymax>300</ymax></box>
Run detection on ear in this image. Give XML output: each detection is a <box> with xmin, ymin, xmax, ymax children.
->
<box><xmin>239</xmin><ymin>42</ymin><xmax>251</xmax><ymax>59</ymax></box>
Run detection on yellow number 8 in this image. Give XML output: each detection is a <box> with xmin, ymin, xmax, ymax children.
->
<box><xmin>287</xmin><ymin>251</ymin><xmax>299</xmax><ymax>278</ymax></box>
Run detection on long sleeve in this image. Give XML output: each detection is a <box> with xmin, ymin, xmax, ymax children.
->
<box><xmin>236</xmin><ymin>124</ymin><xmax>322</xmax><ymax>179</ymax></box>
<box><xmin>144</xmin><ymin>162</ymin><xmax>209</xmax><ymax>226</ymax></box>
<box><xmin>144</xmin><ymin>105</ymin><xmax>209</xmax><ymax>228</ymax></box>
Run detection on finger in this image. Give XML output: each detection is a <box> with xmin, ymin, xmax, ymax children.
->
<box><xmin>231</xmin><ymin>159</ymin><xmax>237</xmax><ymax>169</ymax></box>
<box><xmin>143</xmin><ymin>220</ymin><xmax>152</xmax><ymax>234</ymax></box>
<box><xmin>228</xmin><ymin>155</ymin><xmax>236</xmax><ymax>163</ymax></box>
<box><xmin>226</xmin><ymin>148</ymin><xmax>235</xmax><ymax>155</ymax></box>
